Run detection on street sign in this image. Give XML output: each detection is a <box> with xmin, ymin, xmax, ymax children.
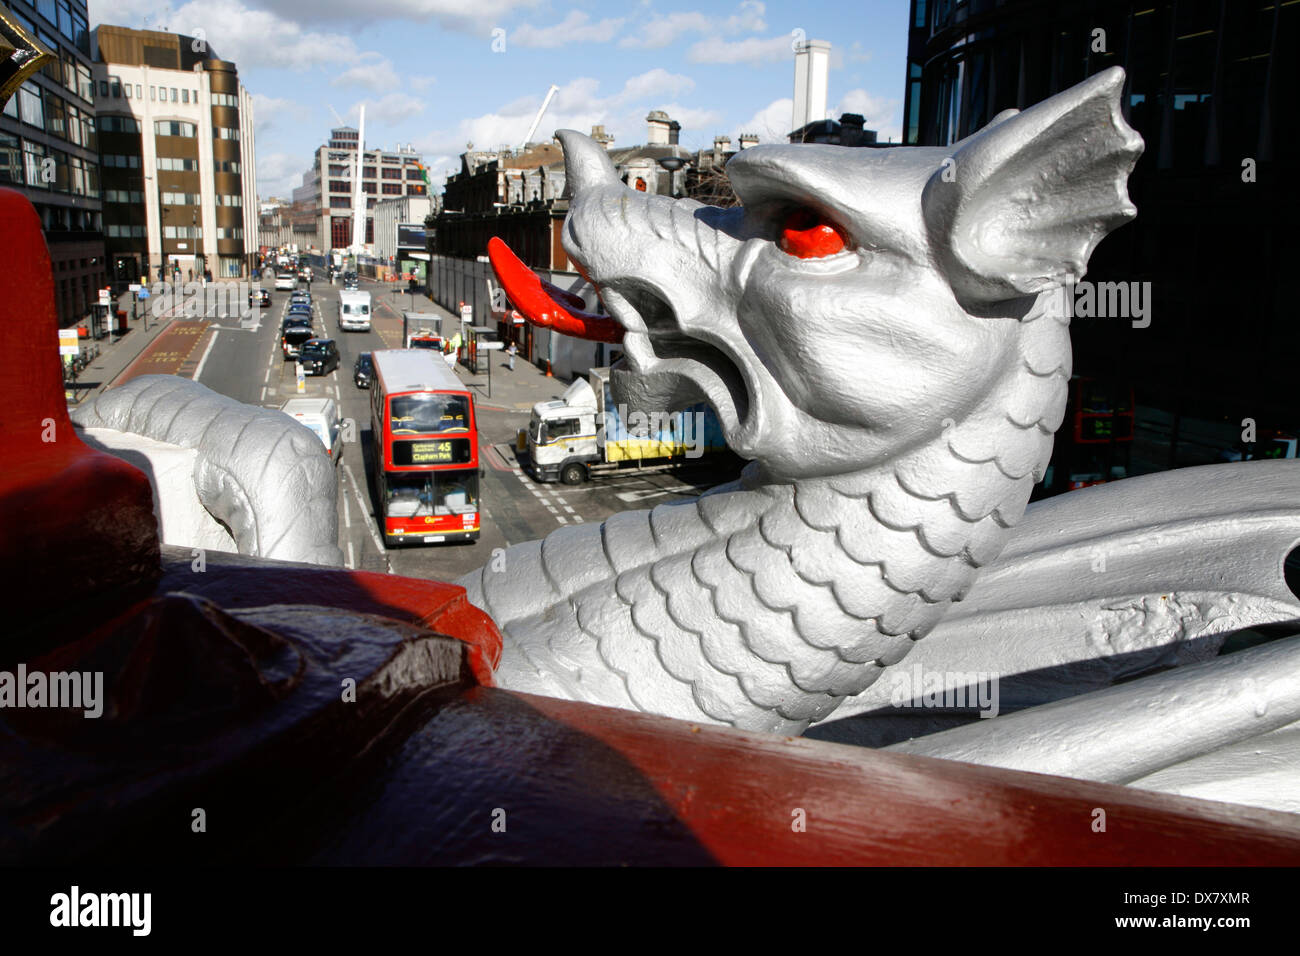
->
<box><xmin>128</xmin><ymin>283</ymin><xmax>141</xmax><ymax>293</ymax></box>
<box><xmin>479</xmin><ymin>341</ymin><xmax>505</xmax><ymax>351</ymax></box>
<box><xmin>58</xmin><ymin>328</ymin><xmax>79</xmax><ymax>356</ymax></box>
<box><xmin>98</xmin><ymin>289</ymin><xmax>111</xmax><ymax>306</ymax></box>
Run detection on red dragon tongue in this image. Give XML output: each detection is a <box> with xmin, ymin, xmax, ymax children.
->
<box><xmin>487</xmin><ymin>237</ymin><xmax>625</xmax><ymax>344</ymax></box>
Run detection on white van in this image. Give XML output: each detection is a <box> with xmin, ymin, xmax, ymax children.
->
<box><xmin>274</xmin><ymin>272</ymin><xmax>296</xmax><ymax>291</ymax></box>
<box><xmin>280</xmin><ymin>397</ymin><xmax>344</xmax><ymax>465</ymax></box>
<box><xmin>338</xmin><ymin>290</ymin><xmax>372</xmax><ymax>331</ymax></box>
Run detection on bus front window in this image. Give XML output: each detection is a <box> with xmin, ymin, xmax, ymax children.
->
<box><xmin>385</xmin><ymin>475</ymin><xmax>433</xmax><ymax>517</ymax></box>
<box><xmin>390</xmin><ymin>394</ymin><xmax>470</xmax><ymax>434</ymax></box>
<box><xmin>432</xmin><ymin>472</ymin><xmax>478</xmax><ymax>515</ymax></box>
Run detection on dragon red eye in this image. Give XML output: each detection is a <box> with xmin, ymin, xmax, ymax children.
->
<box><xmin>779</xmin><ymin>208</ymin><xmax>847</xmax><ymax>259</ymax></box>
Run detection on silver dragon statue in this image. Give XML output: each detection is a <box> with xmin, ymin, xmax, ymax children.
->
<box><xmin>461</xmin><ymin>67</ymin><xmax>1300</xmax><ymax>809</ymax></box>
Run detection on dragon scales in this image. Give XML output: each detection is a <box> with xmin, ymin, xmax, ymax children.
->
<box><xmin>460</xmin><ymin>68</ymin><xmax>1149</xmax><ymax>735</ymax></box>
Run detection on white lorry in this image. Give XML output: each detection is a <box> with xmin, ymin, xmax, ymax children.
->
<box><xmin>523</xmin><ymin>367</ymin><xmax>727</xmax><ymax>484</ymax></box>
<box><xmin>338</xmin><ymin>289</ymin><xmax>372</xmax><ymax>332</ymax></box>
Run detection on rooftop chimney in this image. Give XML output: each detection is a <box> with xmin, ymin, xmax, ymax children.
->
<box><xmin>739</xmin><ymin>133</ymin><xmax>759</xmax><ymax>149</ymax></box>
<box><xmin>792</xmin><ymin>39</ymin><xmax>831</xmax><ymax>135</ymax></box>
<box><xmin>590</xmin><ymin>124</ymin><xmax>615</xmax><ymax>150</ymax></box>
<box><xmin>646</xmin><ymin>110</ymin><xmax>672</xmax><ymax>146</ymax></box>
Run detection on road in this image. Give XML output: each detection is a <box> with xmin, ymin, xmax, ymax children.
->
<box><xmin>147</xmin><ymin>274</ymin><xmax>743</xmax><ymax>584</ymax></box>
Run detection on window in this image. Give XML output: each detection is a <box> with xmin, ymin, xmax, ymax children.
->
<box><xmin>155</xmin><ymin>120</ymin><xmax>196</xmax><ymax>137</ymax></box>
<box><xmin>50</xmin><ymin>148</ymin><xmax>70</xmax><ymax>192</ymax></box>
<box><xmin>362</xmin><ymin>182</ymin><xmax>376</xmax><ymax>194</ymax></box>
<box><xmin>163</xmin><ymin>225</ymin><xmax>202</xmax><ymax>239</ymax></box>
<box><xmin>100</xmin><ymin>114</ymin><xmax>141</xmax><ymax>134</ymax></box>
<box><xmin>216</xmin><ymin>227</ymin><xmax>243</xmax><ymax>239</ymax></box>
<box><xmin>363</xmin><ymin>166</ymin><xmax>376</xmax><ymax>178</ymax></box>
<box><xmin>99</xmin><ymin>80</ymin><xmax>108</xmax><ymax>98</ymax></box>
<box><xmin>136</xmin><ymin>84</ymin><xmax>142</xmax><ymax>99</ymax></box>
<box><xmin>330</xmin><ymin>196</ymin><xmax>351</xmax><ymax>208</ymax></box>
<box><xmin>171</xmin><ymin>88</ymin><xmax>178</xmax><ymax>102</ymax></box>
<box><xmin>0</xmin><ymin>132</ymin><xmax>20</xmax><ymax>184</ymax></box>
<box><xmin>156</xmin><ymin>156</ymin><xmax>198</xmax><ymax>171</ymax></box>
<box><xmin>329</xmin><ymin>164</ymin><xmax>346</xmax><ymax>176</ymax></box>
<box><xmin>214</xmin><ymin>126</ymin><xmax>239</xmax><ymax>140</ymax></box>
<box><xmin>37</xmin><ymin>0</ymin><xmax>56</xmax><ymax>26</ymax></box>
<box><xmin>105</xmin><ymin>189</ymin><xmax>144</xmax><ymax>204</ymax></box>
<box><xmin>329</xmin><ymin>180</ymin><xmax>350</xmax><ymax>193</ymax></box>
<box><xmin>211</xmin><ymin>92</ymin><xmax>238</xmax><ymax>107</ymax></box>
<box><xmin>66</xmin><ymin>104</ymin><xmax>80</xmax><ymax>144</ymax></box>
<box><xmin>123</xmin><ymin>83</ymin><xmax>131</xmax><ymax>99</ymax></box>
<box><xmin>214</xmin><ymin>159</ymin><xmax>241</xmax><ymax>173</ymax></box>
<box><xmin>161</xmin><ymin>192</ymin><xmax>200</xmax><ymax>205</ymax></box>
<box><xmin>77</xmin><ymin>64</ymin><xmax>92</xmax><ymax>101</ymax></box>
<box><xmin>111</xmin><ymin>78</ymin><xmax>121</xmax><ymax>98</ymax></box>
<box><xmin>44</xmin><ymin>92</ymin><xmax>66</xmax><ymax>138</ymax></box>
<box><xmin>57</xmin><ymin>0</ymin><xmax>72</xmax><ymax>39</ymax></box>
<box><xmin>23</xmin><ymin>141</ymin><xmax>46</xmax><ymax>188</ymax></box>
<box><xmin>150</xmin><ymin>86</ymin><xmax>156</xmax><ymax>101</ymax></box>
<box><xmin>218</xmin><ymin>194</ymin><xmax>242</xmax><ymax>207</ymax></box>
<box><xmin>382</xmin><ymin>182</ymin><xmax>401</xmax><ymax>195</ymax></box>
<box><xmin>82</xmin><ymin>114</ymin><xmax>95</xmax><ymax>151</ymax></box>
<box><xmin>382</xmin><ymin>168</ymin><xmax>401</xmax><ymax>179</ymax></box>
<box><xmin>19</xmin><ymin>82</ymin><xmax>44</xmax><ymax>128</ymax></box>
<box><xmin>181</xmin><ymin>89</ymin><xmax>189</xmax><ymax>104</ymax></box>
<box><xmin>101</xmin><ymin>153</ymin><xmax>141</xmax><ymax>168</ymax></box>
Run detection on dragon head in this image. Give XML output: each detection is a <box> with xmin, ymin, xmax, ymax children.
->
<box><xmin>493</xmin><ymin>67</ymin><xmax>1143</xmax><ymax>481</ymax></box>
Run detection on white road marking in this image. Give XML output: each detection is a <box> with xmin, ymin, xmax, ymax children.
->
<box><xmin>563</xmin><ymin>505</ymin><xmax>575</xmax><ymax>513</ymax></box>
<box><xmin>346</xmin><ymin>540</ymin><xmax>355</xmax><ymax>568</ymax></box>
<box><xmin>263</xmin><ymin>367</ymin><xmax>270</xmax><ymax>383</ymax></box>
<box><xmin>191</xmin><ymin>327</ymin><xmax>219</xmax><ymax>382</ymax></box>
<box><xmin>557</xmin><ymin>515</ymin><xmax>568</xmax><ymax>524</ymax></box>
<box><xmin>342</xmin><ymin>460</ymin><xmax>390</xmax><ymax>569</ymax></box>
<box><xmin>342</xmin><ymin>490</ymin><xmax>351</xmax><ymax>528</ymax></box>
<box><xmin>260</xmin><ymin>386</ymin><xmax>266</xmax><ymax>402</ymax></box>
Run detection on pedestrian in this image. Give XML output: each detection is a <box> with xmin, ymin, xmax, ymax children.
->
<box><xmin>507</xmin><ymin>340</ymin><xmax>517</xmax><ymax>371</ymax></box>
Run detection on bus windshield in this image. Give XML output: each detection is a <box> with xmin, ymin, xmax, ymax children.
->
<box><xmin>390</xmin><ymin>393</ymin><xmax>470</xmax><ymax>434</ymax></box>
<box><xmin>384</xmin><ymin>471</ymin><xmax>479</xmax><ymax>517</ymax></box>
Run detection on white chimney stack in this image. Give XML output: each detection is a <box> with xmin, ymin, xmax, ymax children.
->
<box><xmin>792</xmin><ymin>39</ymin><xmax>831</xmax><ymax>134</ymax></box>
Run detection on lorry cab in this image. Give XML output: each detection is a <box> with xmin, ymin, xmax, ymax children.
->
<box><xmin>526</xmin><ymin>378</ymin><xmax>600</xmax><ymax>484</ymax></box>
<box><xmin>279</xmin><ymin>397</ymin><xmax>344</xmax><ymax>466</ymax></box>
<box><xmin>338</xmin><ymin>290</ymin><xmax>372</xmax><ymax>331</ymax></box>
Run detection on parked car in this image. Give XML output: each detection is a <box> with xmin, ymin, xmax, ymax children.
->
<box><xmin>282</xmin><ymin>326</ymin><xmax>315</xmax><ymax>359</ymax></box>
<box><xmin>282</xmin><ymin>315</ymin><xmax>313</xmax><ymax>334</ymax></box>
<box><xmin>250</xmin><ymin>288</ymin><xmax>271</xmax><ymax>308</ymax></box>
<box><xmin>287</xmin><ymin>303</ymin><xmax>313</xmax><ymax>318</ymax></box>
<box><xmin>354</xmin><ymin>352</ymin><xmax>373</xmax><ymax>389</ymax></box>
<box><xmin>297</xmin><ymin>339</ymin><xmax>340</xmax><ymax>376</ymax></box>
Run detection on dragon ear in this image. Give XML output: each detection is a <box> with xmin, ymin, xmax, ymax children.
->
<box><xmin>922</xmin><ymin>67</ymin><xmax>1144</xmax><ymax>307</ymax></box>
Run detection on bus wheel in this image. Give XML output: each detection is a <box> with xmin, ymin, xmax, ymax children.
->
<box><xmin>560</xmin><ymin>462</ymin><xmax>587</xmax><ymax>486</ymax></box>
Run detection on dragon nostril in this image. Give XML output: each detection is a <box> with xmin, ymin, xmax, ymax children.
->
<box><xmin>780</xmin><ymin>208</ymin><xmax>847</xmax><ymax>259</ymax></box>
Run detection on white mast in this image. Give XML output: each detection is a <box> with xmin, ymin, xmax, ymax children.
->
<box><xmin>351</xmin><ymin>104</ymin><xmax>366</xmax><ymax>254</ymax></box>
<box><xmin>520</xmin><ymin>85</ymin><xmax>558</xmax><ymax>150</ymax></box>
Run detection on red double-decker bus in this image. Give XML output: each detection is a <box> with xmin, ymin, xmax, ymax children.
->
<box><xmin>369</xmin><ymin>350</ymin><xmax>480</xmax><ymax>546</ymax></box>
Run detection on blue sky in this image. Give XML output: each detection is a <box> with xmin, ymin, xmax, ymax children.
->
<box><xmin>92</xmin><ymin>0</ymin><xmax>911</xmax><ymax>199</ymax></box>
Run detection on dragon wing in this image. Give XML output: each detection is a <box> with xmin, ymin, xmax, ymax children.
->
<box><xmin>826</xmin><ymin>460</ymin><xmax>1300</xmax><ymax>722</ymax></box>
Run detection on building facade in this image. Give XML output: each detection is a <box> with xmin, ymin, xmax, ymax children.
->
<box><xmin>0</xmin><ymin>0</ymin><xmax>106</xmax><ymax>330</ymax></box>
<box><xmin>257</xmin><ymin>197</ymin><xmax>291</xmax><ymax>252</ymax></box>
<box><xmin>288</xmin><ymin>127</ymin><xmax>427</xmax><ymax>257</ymax></box>
<box><xmin>902</xmin><ymin>0</ymin><xmax>1298</xmax><ymax>436</ymax></box>
<box><xmin>371</xmin><ymin>192</ymin><xmax>432</xmax><ymax>263</ymax></box>
<box><xmin>92</xmin><ymin>25</ymin><xmax>257</xmax><ymax>282</ymax></box>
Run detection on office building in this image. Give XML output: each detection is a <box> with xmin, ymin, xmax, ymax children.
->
<box><xmin>92</xmin><ymin>24</ymin><xmax>257</xmax><ymax>282</ymax></box>
<box><xmin>0</xmin><ymin>0</ymin><xmax>105</xmax><ymax>329</ymax></box>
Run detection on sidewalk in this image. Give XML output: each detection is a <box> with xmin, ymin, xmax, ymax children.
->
<box><xmin>64</xmin><ymin>301</ymin><xmax>178</xmax><ymax>408</ymax></box>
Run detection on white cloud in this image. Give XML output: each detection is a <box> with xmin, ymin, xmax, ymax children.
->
<box><xmin>257</xmin><ymin>151</ymin><xmax>308</xmax><ymax>200</ymax></box>
<box><xmin>332</xmin><ymin>56</ymin><xmax>401</xmax><ymax>91</ymax></box>
<box><xmin>622</xmin><ymin>1</ymin><xmax>766</xmax><ymax>49</ymax></box>
<box><xmin>688</xmin><ymin>34</ymin><xmax>792</xmax><ymax>66</ymax></box>
<box><xmin>250</xmin><ymin>93</ymin><xmax>310</xmax><ymax>134</ymax></box>
<box><xmin>511</xmin><ymin>10</ymin><xmax>625</xmax><ymax>48</ymax></box>
<box><xmin>414</xmin><ymin>70</ymin><xmax>724</xmax><ymax>160</ymax></box>
<box><xmin>346</xmin><ymin>93</ymin><xmax>427</xmax><ymax>128</ymax></box>
<box><xmin>734</xmin><ymin>97</ymin><xmax>793</xmax><ymax>143</ymax></box>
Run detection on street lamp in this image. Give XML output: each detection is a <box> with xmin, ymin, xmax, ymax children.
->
<box><xmin>656</xmin><ymin>152</ymin><xmax>690</xmax><ymax>198</ymax></box>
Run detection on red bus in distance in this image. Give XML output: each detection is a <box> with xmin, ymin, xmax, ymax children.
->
<box><xmin>369</xmin><ymin>349</ymin><xmax>480</xmax><ymax>546</ymax></box>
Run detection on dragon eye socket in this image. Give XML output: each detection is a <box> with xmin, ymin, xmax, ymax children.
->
<box><xmin>779</xmin><ymin>208</ymin><xmax>847</xmax><ymax>259</ymax></box>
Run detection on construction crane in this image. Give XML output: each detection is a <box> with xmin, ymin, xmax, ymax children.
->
<box><xmin>520</xmin><ymin>85</ymin><xmax>559</xmax><ymax>151</ymax></box>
